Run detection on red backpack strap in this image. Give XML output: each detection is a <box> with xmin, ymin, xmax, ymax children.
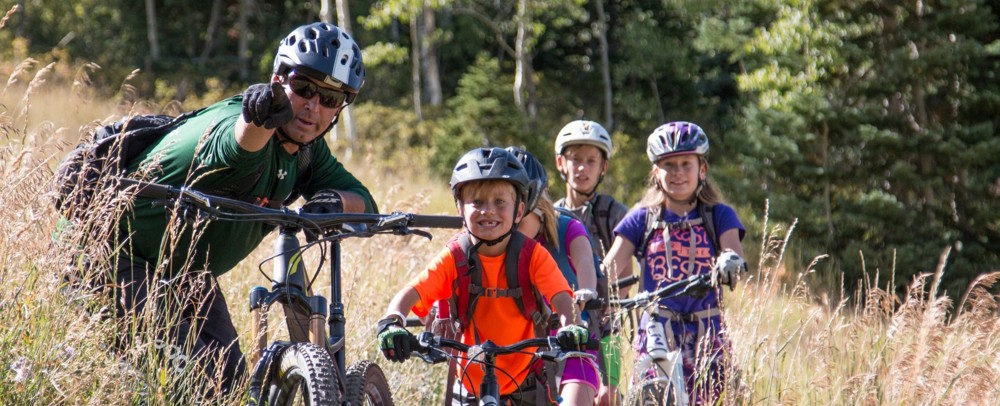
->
<box><xmin>504</xmin><ymin>232</ymin><xmax>548</xmax><ymax>332</ymax></box>
<box><xmin>444</xmin><ymin>232</ymin><xmax>478</xmax><ymax>329</ymax></box>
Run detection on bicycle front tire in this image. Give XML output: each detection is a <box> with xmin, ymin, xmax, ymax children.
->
<box><xmin>264</xmin><ymin>343</ymin><xmax>341</xmax><ymax>405</ymax></box>
<box><xmin>627</xmin><ymin>379</ymin><xmax>676</xmax><ymax>406</ymax></box>
<box><xmin>346</xmin><ymin>360</ymin><xmax>394</xmax><ymax>406</ymax></box>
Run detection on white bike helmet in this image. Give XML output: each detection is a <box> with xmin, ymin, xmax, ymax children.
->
<box><xmin>554</xmin><ymin>120</ymin><xmax>613</xmax><ymax>159</ymax></box>
<box><xmin>646</xmin><ymin>121</ymin><xmax>709</xmax><ymax>162</ymax></box>
<box><xmin>273</xmin><ymin>22</ymin><xmax>365</xmax><ymax>99</ymax></box>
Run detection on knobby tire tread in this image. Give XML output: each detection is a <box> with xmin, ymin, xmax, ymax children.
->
<box><xmin>346</xmin><ymin>360</ymin><xmax>394</xmax><ymax>406</ymax></box>
<box><xmin>268</xmin><ymin>342</ymin><xmax>341</xmax><ymax>405</ymax></box>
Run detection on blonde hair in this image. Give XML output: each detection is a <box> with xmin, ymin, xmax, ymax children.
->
<box><xmin>638</xmin><ymin>156</ymin><xmax>722</xmax><ymax>209</ymax></box>
<box><xmin>535</xmin><ymin>190</ymin><xmax>560</xmax><ymax>250</ymax></box>
<box><xmin>455</xmin><ymin>179</ymin><xmax>523</xmax><ymax>217</ymax></box>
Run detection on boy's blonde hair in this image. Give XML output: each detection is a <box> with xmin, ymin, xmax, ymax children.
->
<box><xmin>456</xmin><ymin>179</ymin><xmax>521</xmax><ymax>213</ymax></box>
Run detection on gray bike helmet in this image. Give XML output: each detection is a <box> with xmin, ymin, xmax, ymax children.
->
<box><xmin>505</xmin><ymin>146</ymin><xmax>548</xmax><ymax>212</ymax></box>
<box><xmin>273</xmin><ymin>22</ymin><xmax>365</xmax><ymax>98</ymax></box>
<box><xmin>646</xmin><ymin>121</ymin><xmax>710</xmax><ymax>162</ymax></box>
<box><xmin>450</xmin><ymin>147</ymin><xmax>530</xmax><ymax>202</ymax></box>
<box><xmin>554</xmin><ymin>120</ymin><xmax>613</xmax><ymax>158</ymax></box>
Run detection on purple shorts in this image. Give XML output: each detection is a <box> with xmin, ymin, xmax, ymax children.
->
<box><xmin>550</xmin><ymin>330</ymin><xmax>602</xmax><ymax>393</ymax></box>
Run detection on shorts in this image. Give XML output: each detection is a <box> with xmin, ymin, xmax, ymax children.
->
<box><xmin>560</xmin><ymin>351</ymin><xmax>601</xmax><ymax>394</ymax></box>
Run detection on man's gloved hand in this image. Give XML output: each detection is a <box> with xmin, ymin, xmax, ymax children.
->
<box><xmin>556</xmin><ymin>324</ymin><xmax>589</xmax><ymax>351</ymax></box>
<box><xmin>302</xmin><ymin>190</ymin><xmax>344</xmax><ymax>215</ymax></box>
<box><xmin>242</xmin><ymin>82</ymin><xmax>294</xmax><ymax>129</ymax></box>
<box><xmin>711</xmin><ymin>249</ymin><xmax>748</xmax><ymax>287</ymax></box>
<box><xmin>376</xmin><ymin>317</ymin><xmax>413</xmax><ymax>362</ymax></box>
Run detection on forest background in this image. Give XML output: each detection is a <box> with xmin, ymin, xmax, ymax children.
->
<box><xmin>3</xmin><ymin>0</ymin><xmax>999</xmax><ymax>297</ymax></box>
<box><xmin>2</xmin><ymin>0</ymin><xmax>1000</xmax><ymax>404</ymax></box>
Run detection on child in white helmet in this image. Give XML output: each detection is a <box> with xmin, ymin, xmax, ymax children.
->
<box><xmin>552</xmin><ymin>120</ymin><xmax>629</xmax><ymax>405</ymax></box>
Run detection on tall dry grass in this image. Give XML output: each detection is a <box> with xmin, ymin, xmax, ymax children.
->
<box><xmin>2</xmin><ymin>54</ymin><xmax>1000</xmax><ymax>405</ymax></box>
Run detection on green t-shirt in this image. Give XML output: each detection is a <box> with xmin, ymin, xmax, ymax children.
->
<box><xmin>120</xmin><ymin>96</ymin><xmax>376</xmax><ymax>276</ymax></box>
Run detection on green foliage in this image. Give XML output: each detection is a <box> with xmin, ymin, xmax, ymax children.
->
<box><xmin>428</xmin><ymin>54</ymin><xmax>528</xmax><ymax>177</ymax></box>
<box><xmin>731</xmin><ymin>0</ymin><xmax>1000</xmax><ymax>296</ymax></box>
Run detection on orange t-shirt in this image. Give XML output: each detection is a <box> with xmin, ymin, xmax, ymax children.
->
<box><xmin>410</xmin><ymin>243</ymin><xmax>571</xmax><ymax>395</ymax></box>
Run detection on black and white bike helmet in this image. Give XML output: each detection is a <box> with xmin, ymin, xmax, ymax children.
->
<box><xmin>646</xmin><ymin>121</ymin><xmax>710</xmax><ymax>162</ymax></box>
<box><xmin>505</xmin><ymin>146</ymin><xmax>548</xmax><ymax>213</ymax></box>
<box><xmin>273</xmin><ymin>22</ymin><xmax>365</xmax><ymax>100</ymax></box>
<box><xmin>554</xmin><ymin>120</ymin><xmax>613</xmax><ymax>159</ymax></box>
<box><xmin>450</xmin><ymin>147</ymin><xmax>530</xmax><ymax>202</ymax></box>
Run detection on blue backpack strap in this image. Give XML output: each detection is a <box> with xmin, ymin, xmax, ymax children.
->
<box><xmin>549</xmin><ymin>213</ymin><xmax>579</xmax><ymax>288</ymax></box>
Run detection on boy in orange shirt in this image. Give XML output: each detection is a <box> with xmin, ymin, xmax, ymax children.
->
<box><xmin>377</xmin><ymin>147</ymin><xmax>590</xmax><ymax>404</ymax></box>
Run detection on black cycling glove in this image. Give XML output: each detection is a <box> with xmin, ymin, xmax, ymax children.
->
<box><xmin>376</xmin><ymin>317</ymin><xmax>413</xmax><ymax>362</ymax></box>
<box><xmin>556</xmin><ymin>324</ymin><xmax>589</xmax><ymax>351</ymax></box>
<box><xmin>301</xmin><ymin>190</ymin><xmax>344</xmax><ymax>215</ymax></box>
<box><xmin>242</xmin><ymin>82</ymin><xmax>294</xmax><ymax>129</ymax></box>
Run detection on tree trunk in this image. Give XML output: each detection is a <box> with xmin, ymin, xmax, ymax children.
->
<box><xmin>514</xmin><ymin>0</ymin><xmax>537</xmax><ymax>123</ymax></box>
<box><xmin>594</xmin><ymin>0</ymin><xmax>613</xmax><ymax>130</ymax></box>
<box><xmin>237</xmin><ymin>0</ymin><xmax>250</xmax><ymax>80</ymax></box>
<box><xmin>411</xmin><ymin>16</ymin><xmax>424</xmax><ymax>120</ymax></box>
<box><xmin>422</xmin><ymin>1</ymin><xmax>442</xmax><ymax>106</ymax></box>
<box><xmin>335</xmin><ymin>0</ymin><xmax>356</xmax><ymax>158</ymax></box>
<box><xmin>144</xmin><ymin>0</ymin><xmax>160</xmax><ymax>64</ymax></box>
<box><xmin>199</xmin><ymin>0</ymin><xmax>223</xmax><ymax>62</ymax></box>
<box><xmin>320</xmin><ymin>0</ymin><xmax>333</xmax><ymax>23</ymax></box>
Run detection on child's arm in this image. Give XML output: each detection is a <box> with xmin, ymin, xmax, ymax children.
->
<box><xmin>567</xmin><ymin>235</ymin><xmax>597</xmax><ymax>291</ymax></box>
<box><xmin>719</xmin><ymin>229</ymin><xmax>745</xmax><ymax>257</ymax></box>
<box><xmin>552</xmin><ymin>291</ymin><xmax>590</xmax><ymax>350</ymax></box>
<box><xmin>551</xmin><ymin>291</ymin><xmax>584</xmax><ymax>327</ymax></box>
<box><xmin>382</xmin><ymin>286</ymin><xmax>421</xmax><ymax>324</ymax></box>
<box><xmin>377</xmin><ymin>286</ymin><xmax>422</xmax><ymax>363</ymax></box>
<box><xmin>602</xmin><ymin>235</ymin><xmax>636</xmax><ymax>294</ymax></box>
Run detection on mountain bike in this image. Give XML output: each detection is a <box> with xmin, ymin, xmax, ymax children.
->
<box><xmin>608</xmin><ymin>274</ymin><xmax>714</xmax><ymax>406</ymax></box>
<box><xmin>408</xmin><ymin>331</ymin><xmax>599</xmax><ymax>406</ymax></box>
<box><xmin>122</xmin><ymin>178</ymin><xmax>462</xmax><ymax>406</ymax></box>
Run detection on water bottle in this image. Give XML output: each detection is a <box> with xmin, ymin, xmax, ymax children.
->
<box><xmin>645</xmin><ymin>319</ymin><xmax>669</xmax><ymax>361</ymax></box>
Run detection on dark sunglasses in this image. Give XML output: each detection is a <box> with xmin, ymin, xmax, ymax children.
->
<box><xmin>285</xmin><ymin>74</ymin><xmax>355</xmax><ymax>108</ymax></box>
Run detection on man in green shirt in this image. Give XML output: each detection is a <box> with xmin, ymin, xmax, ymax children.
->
<box><xmin>112</xmin><ymin>22</ymin><xmax>377</xmax><ymax>395</ymax></box>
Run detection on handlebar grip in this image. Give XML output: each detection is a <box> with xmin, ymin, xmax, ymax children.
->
<box><xmin>613</xmin><ymin>275</ymin><xmax>638</xmax><ymax>290</ymax></box>
<box><xmin>408</xmin><ymin>214</ymin><xmax>463</xmax><ymax>229</ymax></box>
<box><xmin>404</xmin><ymin>317</ymin><xmax>425</xmax><ymax>328</ymax></box>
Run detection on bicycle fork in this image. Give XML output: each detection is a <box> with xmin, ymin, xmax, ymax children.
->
<box><xmin>634</xmin><ymin>318</ymin><xmax>690</xmax><ymax>406</ymax></box>
<box><xmin>248</xmin><ymin>230</ymin><xmax>330</xmax><ymax>365</ymax></box>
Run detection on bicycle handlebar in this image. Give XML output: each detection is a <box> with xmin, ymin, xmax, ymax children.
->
<box><xmin>609</xmin><ymin>273</ymin><xmax>713</xmax><ymax>310</ymax></box>
<box><xmin>410</xmin><ymin>332</ymin><xmax>599</xmax><ymax>364</ymax></box>
<box><xmin>612</xmin><ymin>275</ymin><xmax>638</xmax><ymax>290</ymax></box>
<box><xmin>119</xmin><ymin>178</ymin><xmax>463</xmax><ymax>234</ymax></box>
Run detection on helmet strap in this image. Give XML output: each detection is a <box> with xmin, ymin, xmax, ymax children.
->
<box><xmin>275</xmin><ymin>119</ymin><xmax>337</xmax><ymax>151</ymax></box>
<box><xmin>275</xmin><ymin>128</ymin><xmax>310</xmax><ymax>149</ymax></box>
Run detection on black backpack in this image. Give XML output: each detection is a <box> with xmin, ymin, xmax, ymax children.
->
<box><xmin>54</xmin><ymin>109</ymin><xmax>316</xmax><ymax>218</ymax></box>
<box><xmin>53</xmin><ymin>111</ymin><xmax>202</xmax><ymax>218</ymax></box>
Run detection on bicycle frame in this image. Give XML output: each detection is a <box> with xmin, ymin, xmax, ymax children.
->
<box><xmin>120</xmin><ymin>178</ymin><xmax>463</xmax><ymax>400</ymax></box>
<box><xmin>609</xmin><ymin>274</ymin><xmax>711</xmax><ymax>406</ymax></box>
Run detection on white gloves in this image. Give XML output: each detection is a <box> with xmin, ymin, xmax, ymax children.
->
<box><xmin>574</xmin><ymin>289</ymin><xmax>598</xmax><ymax>304</ymax></box>
<box><xmin>711</xmin><ymin>249</ymin><xmax>747</xmax><ymax>287</ymax></box>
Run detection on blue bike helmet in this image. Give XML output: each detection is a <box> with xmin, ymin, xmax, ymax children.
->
<box><xmin>505</xmin><ymin>146</ymin><xmax>548</xmax><ymax>213</ymax></box>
